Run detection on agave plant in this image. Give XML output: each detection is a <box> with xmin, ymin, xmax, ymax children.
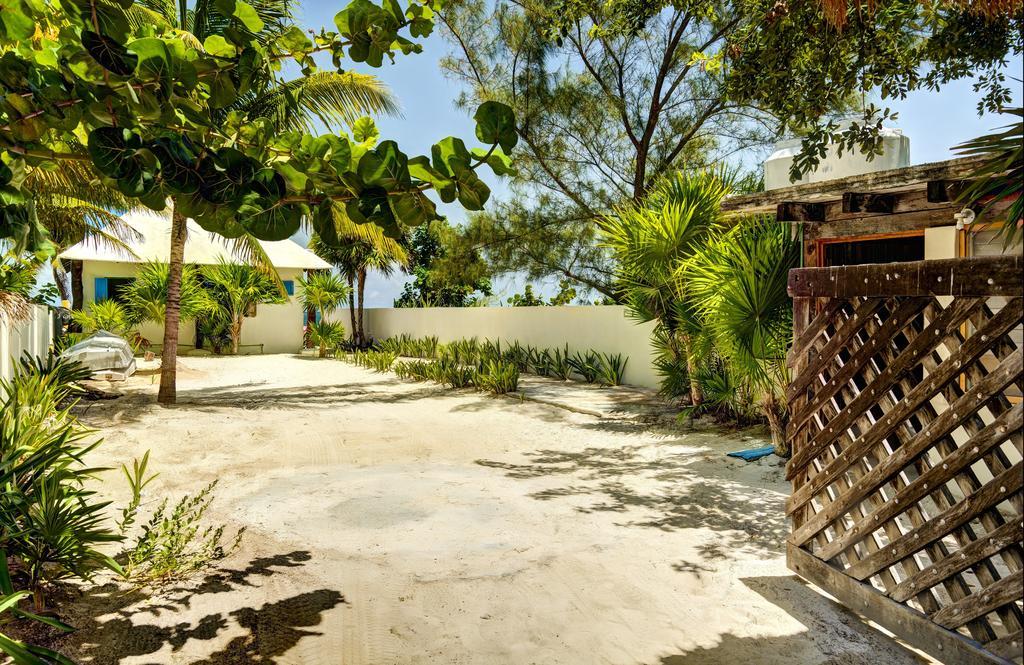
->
<box><xmin>308</xmin><ymin>320</ymin><xmax>347</xmax><ymax>358</ymax></box>
<box><xmin>568</xmin><ymin>350</ymin><xmax>602</xmax><ymax>383</ymax></box>
<box><xmin>475</xmin><ymin>360</ymin><xmax>520</xmax><ymax>395</ymax></box>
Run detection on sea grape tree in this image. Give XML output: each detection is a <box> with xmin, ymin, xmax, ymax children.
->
<box><xmin>0</xmin><ymin>0</ymin><xmax>517</xmax><ymax>253</ymax></box>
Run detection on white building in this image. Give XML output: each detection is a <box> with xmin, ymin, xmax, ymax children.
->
<box><xmin>59</xmin><ymin>211</ymin><xmax>331</xmax><ymax>354</ymax></box>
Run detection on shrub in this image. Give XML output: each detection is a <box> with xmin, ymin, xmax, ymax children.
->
<box><xmin>69</xmin><ymin>299</ymin><xmax>147</xmax><ymax>350</ymax></box>
<box><xmin>548</xmin><ymin>345</ymin><xmax>572</xmax><ymax>380</ymax></box>
<box><xmin>568</xmin><ymin>350</ymin><xmax>601</xmax><ymax>383</ymax></box>
<box><xmin>118</xmin><ymin>461</ymin><xmax>244</xmax><ymax>585</ymax></box>
<box><xmin>309</xmin><ymin>320</ymin><xmax>347</xmax><ymax>357</ymax></box>
<box><xmin>597</xmin><ymin>353</ymin><xmax>628</xmax><ymax>386</ymax></box>
<box><xmin>365</xmin><ymin>351</ymin><xmax>397</xmax><ymax>373</ymax></box>
<box><xmin>1</xmin><ymin>359</ymin><xmax>122</xmax><ymax>611</ymax></box>
<box><xmin>532</xmin><ymin>348</ymin><xmax>553</xmax><ymax>377</ymax></box>
<box><xmin>475</xmin><ymin>360</ymin><xmax>519</xmax><ymax>394</ymax></box>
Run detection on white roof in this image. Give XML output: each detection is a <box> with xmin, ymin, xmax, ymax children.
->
<box><xmin>59</xmin><ymin>210</ymin><xmax>331</xmax><ymax>270</ymax></box>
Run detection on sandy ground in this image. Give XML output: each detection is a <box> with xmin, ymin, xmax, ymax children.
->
<box><xmin>48</xmin><ymin>354</ymin><xmax>928</xmax><ymax>665</ymax></box>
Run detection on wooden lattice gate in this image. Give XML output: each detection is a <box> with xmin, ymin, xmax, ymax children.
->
<box><xmin>785</xmin><ymin>255</ymin><xmax>1024</xmax><ymax>665</ymax></box>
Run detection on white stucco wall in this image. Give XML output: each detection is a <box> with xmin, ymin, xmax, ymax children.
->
<box><xmin>81</xmin><ymin>260</ymin><xmax>307</xmax><ymax>354</ymax></box>
<box><xmin>362</xmin><ymin>305</ymin><xmax>661</xmax><ymax>389</ymax></box>
<box><xmin>1</xmin><ymin>305</ymin><xmax>54</xmax><ymax>384</ymax></box>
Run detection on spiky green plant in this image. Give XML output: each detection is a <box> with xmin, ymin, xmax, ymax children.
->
<box><xmin>475</xmin><ymin>360</ymin><xmax>519</xmax><ymax>395</ymax></box>
<box><xmin>684</xmin><ymin>217</ymin><xmax>800</xmax><ymax>454</ymax></box>
<box><xmin>955</xmin><ymin>106</ymin><xmax>1022</xmax><ymax>249</ymax></box>
<box><xmin>569</xmin><ymin>350</ymin><xmax>602</xmax><ymax>383</ymax></box>
<box><xmin>309</xmin><ymin>320</ymin><xmax>347</xmax><ymax>358</ymax></box>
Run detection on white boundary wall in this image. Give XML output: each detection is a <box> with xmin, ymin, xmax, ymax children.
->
<box><xmin>363</xmin><ymin>305</ymin><xmax>660</xmax><ymax>389</ymax></box>
<box><xmin>0</xmin><ymin>305</ymin><xmax>54</xmax><ymax>383</ymax></box>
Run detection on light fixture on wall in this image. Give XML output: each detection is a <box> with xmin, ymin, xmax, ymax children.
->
<box><xmin>953</xmin><ymin>207</ymin><xmax>976</xmax><ymax>231</ymax></box>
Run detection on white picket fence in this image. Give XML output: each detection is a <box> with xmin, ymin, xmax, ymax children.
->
<box><xmin>0</xmin><ymin>305</ymin><xmax>55</xmax><ymax>383</ymax></box>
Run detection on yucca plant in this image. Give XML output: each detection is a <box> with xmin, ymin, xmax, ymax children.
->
<box><xmin>548</xmin><ymin>345</ymin><xmax>573</xmax><ymax>380</ymax></box>
<box><xmin>568</xmin><ymin>350</ymin><xmax>602</xmax><ymax>383</ymax></box>
<box><xmin>475</xmin><ymin>360</ymin><xmax>520</xmax><ymax>395</ymax></box>
<box><xmin>596</xmin><ymin>353</ymin><xmax>628</xmax><ymax>386</ymax></box>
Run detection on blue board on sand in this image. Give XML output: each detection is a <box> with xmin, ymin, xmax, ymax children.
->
<box><xmin>726</xmin><ymin>446</ymin><xmax>775</xmax><ymax>462</ymax></box>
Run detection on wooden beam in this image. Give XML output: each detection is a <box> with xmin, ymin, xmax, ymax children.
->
<box><xmin>787</xmin><ymin>543</ymin><xmax>1016</xmax><ymax>665</ymax></box>
<box><xmin>722</xmin><ymin>156</ymin><xmax>987</xmax><ymax>215</ymax></box>
<box><xmin>928</xmin><ymin>179</ymin><xmax>970</xmax><ymax>203</ymax></box>
<box><xmin>777</xmin><ymin>201</ymin><xmax>825</xmax><ymax>222</ymax></box>
<box><xmin>787</xmin><ymin>256</ymin><xmax>1024</xmax><ymax>298</ymax></box>
<box><xmin>843</xmin><ymin>192</ymin><xmax>896</xmax><ymax>214</ymax></box>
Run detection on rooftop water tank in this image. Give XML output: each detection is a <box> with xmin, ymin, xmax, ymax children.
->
<box><xmin>764</xmin><ymin>125</ymin><xmax>910</xmax><ymax>191</ymax></box>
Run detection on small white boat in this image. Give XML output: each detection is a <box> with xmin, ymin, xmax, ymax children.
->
<box><xmin>62</xmin><ymin>330</ymin><xmax>137</xmax><ymax>381</ymax></box>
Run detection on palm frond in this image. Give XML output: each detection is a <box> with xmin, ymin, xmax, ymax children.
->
<box><xmin>236</xmin><ymin>72</ymin><xmax>399</xmax><ymax>133</ymax></box>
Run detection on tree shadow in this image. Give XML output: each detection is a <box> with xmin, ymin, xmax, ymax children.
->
<box><xmin>38</xmin><ymin>551</ymin><xmax>347</xmax><ymax>665</ymax></box>
<box><xmin>648</xmin><ymin>576</ymin><xmax>926</xmax><ymax>665</ymax></box>
<box><xmin>476</xmin><ymin>443</ymin><xmax>788</xmax><ymax>555</ymax></box>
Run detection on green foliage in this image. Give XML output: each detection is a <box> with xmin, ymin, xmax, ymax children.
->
<box><xmin>69</xmin><ymin>299</ymin><xmax>148</xmax><ymax>350</ymax></box>
<box><xmin>299</xmin><ymin>271</ymin><xmax>350</xmax><ymax>316</ymax></box>
<box><xmin>440</xmin><ymin>0</ymin><xmax>774</xmax><ymax>296</ymax></box>
<box><xmin>568</xmin><ymin>350</ymin><xmax>601</xmax><ymax>383</ymax></box>
<box><xmin>1</xmin><ymin>358</ymin><xmax>122</xmax><ymax>612</ymax></box>
<box><xmin>202</xmin><ymin>259</ymin><xmax>285</xmax><ymax>354</ymax></box>
<box><xmin>118</xmin><ymin>477</ymin><xmax>245</xmax><ymax>585</ymax></box>
<box><xmin>727</xmin><ymin>0</ymin><xmax>1022</xmax><ymax>180</ymax></box>
<box><xmin>0</xmin><ymin>565</ymin><xmax>75</xmax><ymax>665</ymax></box>
<box><xmin>309</xmin><ymin>320</ymin><xmax>348</xmax><ymax>357</ymax></box>
<box><xmin>955</xmin><ymin>107</ymin><xmax>1023</xmax><ymax>249</ymax></box>
<box><xmin>122</xmin><ymin>261</ymin><xmax>214</xmax><ymax>325</ymax></box>
<box><xmin>474</xmin><ymin>360</ymin><xmax>519</xmax><ymax>395</ymax></box>
<box><xmin>394</xmin><ymin>221</ymin><xmax>492</xmax><ymax>307</ymax></box>
<box><xmin>596</xmin><ymin>353</ymin><xmax>627</xmax><ymax>386</ymax></box>
<box><xmin>0</xmin><ymin>0</ymin><xmax>517</xmax><ymax>255</ymax></box>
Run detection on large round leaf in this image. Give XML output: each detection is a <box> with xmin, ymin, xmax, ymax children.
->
<box><xmin>82</xmin><ymin>31</ymin><xmax>138</xmax><ymax>76</ymax></box>
<box><xmin>473</xmin><ymin>101</ymin><xmax>518</xmax><ymax>153</ymax></box>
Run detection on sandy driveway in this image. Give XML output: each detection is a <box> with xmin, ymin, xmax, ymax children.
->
<box><xmin>59</xmin><ymin>354</ymin><xmax>926</xmax><ymax>664</ymax></box>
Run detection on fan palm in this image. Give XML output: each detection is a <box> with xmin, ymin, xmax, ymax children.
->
<box><xmin>310</xmin><ymin>229</ymin><xmax>408</xmax><ymax>347</ymax></box>
<box><xmin>684</xmin><ymin>217</ymin><xmax>800</xmax><ymax>454</ymax></box>
<box><xmin>299</xmin><ymin>271</ymin><xmax>350</xmax><ymax>356</ymax></box>
<box><xmin>138</xmin><ymin>0</ymin><xmax>399</xmax><ymax>402</ymax></box>
<box><xmin>599</xmin><ymin>170</ymin><xmax>731</xmax><ymax>405</ymax></box>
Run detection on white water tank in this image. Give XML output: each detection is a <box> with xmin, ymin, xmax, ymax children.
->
<box><xmin>764</xmin><ymin>125</ymin><xmax>910</xmax><ymax>190</ymax></box>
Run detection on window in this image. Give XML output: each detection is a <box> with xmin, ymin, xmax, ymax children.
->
<box><xmin>94</xmin><ymin>277</ymin><xmax>134</xmax><ymax>304</ymax></box>
<box><xmin>822</xmin><ymin>234</ymin><xmax>924</xmax><ymax>267</ymax></box>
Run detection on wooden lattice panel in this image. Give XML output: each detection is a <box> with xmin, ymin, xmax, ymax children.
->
<box><xmin>786</xmin><ymin>256</ymin><xmax>1024</xmax><ymax>665</ymax></box>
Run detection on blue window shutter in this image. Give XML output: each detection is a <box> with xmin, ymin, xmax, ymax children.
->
<box><xmin>283</xmin><ymin>280</ymin><xmax>294</xmax><ymax>296</ymax></box>
<box><xmin>94</xmin><ymin>278</ymin><xmax>108</xmax><ymax>301</ymax></box>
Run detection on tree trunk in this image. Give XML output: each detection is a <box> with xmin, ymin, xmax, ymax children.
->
<box><xmin>682</xmin><ymin>333</ymin><xmax>703</xmax><ymax>406</ymax></box>
<box><xmin>231</xmin><ymin>316</ymin><xmax>242</xmax><ymax>355</ymax></box>
<box><xmin>157</xmin><ymin>207</ymin><xmax>187</xmax><ymax>405</ymax></box>
<box><xmin>69</xmin><ymin>259</ymin><xmax>83</xmax><ymax>310</ymax></box>
<box><xmin>764</xmin><ymin>395</ymin><xmax>788</xmax><ymax>457</ymax></box>
<box><xmin>52</xmin><ymin>264</ymin><xmax>69</xmax><ymax>303</ymax></box>
<box><xmin>347</xmin><ymin>274</ymin><xmax>356</xmax><ymax>343</ymax></box>
<box><xmin>356</xmin><ymin>269</ymin><xmax>367</xmax><ymax>347</ymax></box>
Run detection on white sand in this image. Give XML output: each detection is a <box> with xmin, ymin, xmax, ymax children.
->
<box><xmin>60</xmin><ymin>354</ymin><xmax>928</xmax><ymax>664</ymax></box>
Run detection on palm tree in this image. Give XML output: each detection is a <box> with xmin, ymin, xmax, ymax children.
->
<box><xmin>203</xmin><ymin>259</ymin><xmax>285</xmax><ymax>355</ymax></box>
<box><xmin>310</xmin><ymin>228</ymin><xmax>408</xmax><ymax>347</ymax></box>
<box><xmin>298</xmin><ymin>271</ymin><xmax>350</xmax><ymax>356</ymax></box>
<box><xmin>133</xmin><ymin>0</ymin><xmax>399</xmax><ymax>403</ymax></box>
<box><xmin>600</xmin><ymin>171</ymin><xmax>731</xmax><ymax>405</ymax></box>
<box><xmin>684</xmin><ymin>217</ymin><xmax>800</xmax><ymax>454</ymax></box>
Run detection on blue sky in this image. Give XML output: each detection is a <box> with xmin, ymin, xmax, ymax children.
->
<box><xmin>298</xmin><ymin>6</ymin><xmax>1024</xmax><ymax>306</ymax></box>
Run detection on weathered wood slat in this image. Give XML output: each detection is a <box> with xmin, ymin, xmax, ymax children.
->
<box><xmin>786</xmin><ymin>298</ymin><xmax>844</xmax><ymax>370</ymax></box>
<box><xmin>788</xmin><ymin>297</ymin><xmax>942</xmax><ymax>430</ymax></box>
<box><xmin>845</xmin><ymin>462</ymin><xmax>1024</xmax><ymax>581</ymax></box>
<box><xmin>785</xmin><ymin>298</ymin><xmax>1024</xmax><ymax>486</ymax></box>
<box><xmin>985</xmin><ymin>630</ymin><xmax>1024</xmax><ymax>661</ymax></box>
<box><xmin>787</xmin><ymin>543</ymin><xmax>1016</xmax><ymax>665</ymax></box>
<box><xmin>843</xmin><ymin>192</ymin><xmax>897</xmax><ymax>214</ymax></box>
<box><xmin>890</xmin><ymin>520</ymin><xmax>1024</xmax><ymax>603</ymax></box>
<box><xmin>788</xmin><ymin>256</ymin><xmax>1023</xmax><ymax>298</ymax></box>
<box><xmin>785</xmin><ymin>298</ymin><xmax>889</xmax><ymax>406</ymax></box>
<box><xmin>931</xmin><ymin>570</ymin><xmax>1024</xmax><ymax>630</ymax></box>
<box><xmin>789</xmin><ymin>371</ymin><xmax>1023</xmax><ymax>552</ymax></box>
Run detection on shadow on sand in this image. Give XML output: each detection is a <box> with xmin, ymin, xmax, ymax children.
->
<box><xmin>40</xmin><ymin>551</ymin><xmax>346</xmax><ymax>665</ymax></box>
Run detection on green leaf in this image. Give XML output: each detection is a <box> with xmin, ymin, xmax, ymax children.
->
<box><xmin>128</xmin><ymin>37</ymin><xmax>198</xmax><ymax>92</ymax></box>
<box><xmin>389</xmin><ymin>190</ymin><xmax>438</xmax><ymax>227</ymax></box>
<box><xmin>81</xmin><ymin>31</ymin><xmax>138</xmax><ymax>76</ymax></box>
<box><xmin>87</xmin><ymin>127</ymin><xmax>155</xmax><ymax>197</ymax></box>
<box><xmin>471</xmin><ymin>147</ymin><xmax>515</xmax><ymax>176</ymax></box>
<box><xmin>473</xmin><ymin>101</ymin><xmax>518</xmax><ymax>153</ymax></box>
<box><xmin>237</xmin><ymin>199</ymin><xmax>304</xmax><ymax>241</ymax></box>
<box><xmin>0</xmin><ymin>1</ymin><xmax>35</xmax><ymax>40</ymax></box>
<box><xmin>455</xmin><ymin>170</ymin><xmax>490</xmax><ymax>210</ymax></box>
<box><xmin>215</xmin><ymin>0</ymin><xmax>265</xmax><ymax>32</ymax></box>
<box><xmin>278</xmin><ymin>26</ymin><xmax>312</xmax><ymax>53</ymax></box>
<box><xmin>198</xmin><ymin>148</ymin><xmax>261</xmax><ymax>205</ymax></box>
<box><xmin>148</xmin><ymin>135</ymin><xmax>202</xmax><ymax>194</ymax></box>
<box><xmin>408</xmin><ymin>155</ymin><xmax>455</xmax><ymax>202</ymax></box>
<box><xmin>357</xmin><ymin>140</ymin><xmax>410</xmax><ymax>190</ymax></box>
<box><xmin>203</xmin><ymin>35</ymin><xmax>237</xmax><ymax>58</ymax></box>
<box><xmin>351</xmin><ymin>116</ymin><xmax>379</xmax><ymax>144</ymax></box>
<box><xmin>430</xmin><ymin>136</ymin><xmax>472</xmax><ymax>176</ymax></box>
